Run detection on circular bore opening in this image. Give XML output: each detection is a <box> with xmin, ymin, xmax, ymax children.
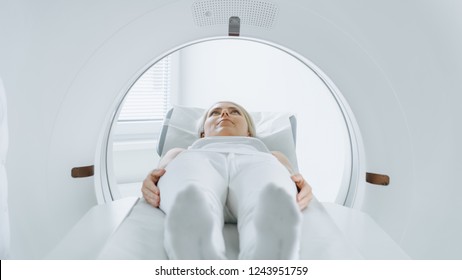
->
<box><xmin>100</xmin><ymin>38</ymin><xmax>362</xmax><ymax>206</ymax></box>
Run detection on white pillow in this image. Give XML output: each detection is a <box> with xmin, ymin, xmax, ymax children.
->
<box><xmin>157</xmin><ymin>105</ymin><xmax>299</xmax><ymax>172</ymax></box>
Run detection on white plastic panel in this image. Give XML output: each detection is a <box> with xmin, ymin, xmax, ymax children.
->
<box><xmin>47</xmin><ymin>197</ymin><xmax>138</xmax><ymax>259</ymax></box>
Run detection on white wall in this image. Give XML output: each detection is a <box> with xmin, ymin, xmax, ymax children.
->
<box><xmin>0</xmin><ymin>77</ymin><xmax>10</xmax><ymax>258</ymax></box>
<box><xmin>112</xmin><ymin>146</ymin><xmax>158</xmax><ymax>197</ymax></box>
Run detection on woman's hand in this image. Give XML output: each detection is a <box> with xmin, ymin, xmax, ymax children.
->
<box><xmin>291</xmin><ymin>173</ymin><xmax>313</xmax><ymax>211</ymax></box>
<box><xmin>141</xmin><ymin>168</ymin><xmax>166</xmax><ymax>207</ymax></box>
<box><xmin>142</xmin><ymin>148</ymin><xmax>184</xmax><ymax>207</ymax></box>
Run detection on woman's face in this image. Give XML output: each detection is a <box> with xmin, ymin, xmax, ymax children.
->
<box><xmin>203</xmin><ymin>102</ymin><xmax>250</xmax><ymax>137</ymax></box>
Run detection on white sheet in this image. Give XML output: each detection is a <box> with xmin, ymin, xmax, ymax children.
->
<box><xmin>97</xmin><ymin>198</ymin><xmax>367</xmax><ymax>260</ymax></box>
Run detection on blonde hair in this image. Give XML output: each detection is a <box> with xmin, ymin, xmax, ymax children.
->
<box><xmin>198</xmin><ymin>101</ymin><xmax>256</xmax><ymax>137</ymax></box>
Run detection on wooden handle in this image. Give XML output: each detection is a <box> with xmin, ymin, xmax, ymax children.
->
<box><xmin>366</xmin><ymin>172</ymin><xmax>390</xmax><ymax>186</ymax></box>
<box><xmin>71</xmin><ymin>165</ymin><xmax>94</xmax><ymax>178</ymax></box>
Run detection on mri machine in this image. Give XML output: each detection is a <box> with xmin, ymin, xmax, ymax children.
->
<box><xmin>0</xmin><ymin>0</ymin><xmax>461</xmax><ymax>259</ymax></box>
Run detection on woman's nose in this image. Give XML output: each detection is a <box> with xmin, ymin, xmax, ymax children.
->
<box><xmin>221</xmin><ymin>110</ymin><xmax>229</xmax><ymax>116</ymax></box>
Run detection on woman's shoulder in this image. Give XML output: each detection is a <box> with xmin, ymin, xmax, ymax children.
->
<box><xmin>165</xmin><ymin>147</ymin><xmax>186</xmax><ymax>155</ymax></box>
<box><xmin>270</xmin><ymin>150</ymin><xmax>288</xmax><ymax>159</ymax></box>
<box><xmin>158</xmin><ymin>147</ymin><xmax>186</xmax><ymax>169</ymax></box>
<box><xmin>270</xmin><ymin>151</ymin><xmax>295</xmax><ymax>174</ymax></box>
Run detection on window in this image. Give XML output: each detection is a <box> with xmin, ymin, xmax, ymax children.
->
<box><xmin>112</xmin><ymin>55</ymin><xmax>172</xmax><ymax>143</ymax></box>
<box><xmin>118</xmin><ymin>56</ymin><xmax>171</xmax><ymax>122</ymax></box>
<box><xmin>111</xmin><ymin>55</ymin><xmax>173</xmax><ymax>199</ymax></box>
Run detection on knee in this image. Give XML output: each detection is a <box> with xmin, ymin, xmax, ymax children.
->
<box><xmin>258</xmin><ymin>183</ymin><xmax>298</xmax><ymax>206</ymax></box>
<box><xmin>178</xmin><ymin>184</ymin><xmax>225</xmax><ymax>210</ymax></box>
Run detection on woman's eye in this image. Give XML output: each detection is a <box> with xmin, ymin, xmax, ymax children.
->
<box><xmin>231</xmin><ymin>110</ymin><xmax>241</xmax><ymax>115</ymax></box>
<box><xmin>209</xmin><ymin>111</ymin><xmax>220</xmax><ymax>116</ymax></box>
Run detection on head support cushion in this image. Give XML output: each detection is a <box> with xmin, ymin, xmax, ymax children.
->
<box><xmin>157</xmin><ymin>105</ymin><xmax>299</xmax><ymax>172</ymax></box>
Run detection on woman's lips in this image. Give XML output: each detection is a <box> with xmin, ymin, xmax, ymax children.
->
<box><xmin>218</xmin><ymin>119</ymin><xmax>234</xmax><ymax>125</ymax></box>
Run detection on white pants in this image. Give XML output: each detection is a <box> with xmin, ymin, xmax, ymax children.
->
<box><xmin>158</xmin><ymin>142</ymin><xmax>300</xmax><ymax>259</ymax></box>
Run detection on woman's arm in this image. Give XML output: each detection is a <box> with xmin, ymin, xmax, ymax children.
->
<box><xmin>142</xmin><ymin>147</ymin><xmax>185</xmax><ymax>207</ymax></box>
<box><xmin>291</xmin><ymin>173</ymin><xmax>313</xmax><ymax>211</ymax></box>
<box><xmin>157</xmin><ymin>147</ymin><xmax>185</xmax><ymax>169</ymax></box>
<box><xmin>271</xmin><ymin>151</ymin><xmax>313</xmax><ymax>211</ymax></box>
<box><xmin>271</xmin><ymin>151</ymin><xmax>295</xmax><ymax>175</ymax></box>
<box><xmin>142</xmin><ymin>168</ymin><xmax>165</xmax><ymax>207</ymax></box>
